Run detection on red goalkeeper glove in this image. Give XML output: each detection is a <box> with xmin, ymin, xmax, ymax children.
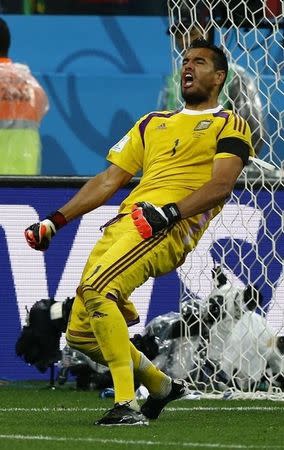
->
<box><xmin>24</xmin><ymin>211</ymin><xmax>67</xmax><ymax>251</ymax></box>
<box><xmin>131</xmin><ymin>202</ymin><xmax>181</xmax><ymax>239</ymax></box>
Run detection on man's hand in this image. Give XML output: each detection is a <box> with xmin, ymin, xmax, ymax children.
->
<box><xmin>131</xmin><ymin>202</ymin><xmax>181</xmax><ymax>239</ymax></box>
<box><xmin>25</xmin><ymin>219</ymin><xmax>56</xmax><ymax>251</ymax></box>
<box><xmin>24</xmin><ymin>211</ymin><xmax>67</xmax><ymax>251</ymax></box>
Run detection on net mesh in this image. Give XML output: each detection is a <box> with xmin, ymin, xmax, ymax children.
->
<box><xmin>166</xmin><ymin>0</ymin><xmax>284</xmax><ymax>400</ymax></box>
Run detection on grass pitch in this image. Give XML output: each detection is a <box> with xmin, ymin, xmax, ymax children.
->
<box><xmin>0</xmin><ymin>381</ymin><xmax>284</xmax><ymax>450</ymax></box>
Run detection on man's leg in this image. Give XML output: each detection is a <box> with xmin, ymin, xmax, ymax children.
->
<box><xmin>130</xmin><ymin>341</ymin><xmax>171</xmax><ymax>396</ymax></box>
<box><xmin>73</xmin><ymin>214</ymin><xmax>192</xmax><ymax>423</ymax></box>
<box><xmin>83</xmin><ymin>292</ymin><xmax>151</xmax><ymax>425</ymax></box>
<box><xmin>130</xmin><ymin>341</ymin><xmax>190</xmax><ymax>419</ymax></box>
<box><xmin>66</xmin><ymin>293</ymin><xmax>148</xmax><ymax>426</ymax></box>
<box><xmin>83</xmin><ymin>290</ymin><xmax>136</xmax><ymax>405</ymax></box>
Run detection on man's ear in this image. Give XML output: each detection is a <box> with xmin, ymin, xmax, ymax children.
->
<box><xmin>215</xmin><ymin>70</ymin><xmax>226</xmax><ymax>88</ymax></box>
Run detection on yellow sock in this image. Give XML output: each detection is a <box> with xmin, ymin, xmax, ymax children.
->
<box><xmin>130</xmin><ymin>342</ymin><xmax>171</xmax><ymax>398</ymax></box>
<box><xmin>84</xmin><ymin>292</ymin><xmax>135</xmax><ymax>404</ymax></box>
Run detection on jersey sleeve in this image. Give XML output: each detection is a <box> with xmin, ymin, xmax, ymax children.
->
<box><xmin>215</xmin><ymin>112</ymin><xmax>255</xmax><ymax>165</ymax></box>
<box><xmin>106</xmin><ymin>115</ymin><xmax>147</xmax><ymax>176</ymax></box>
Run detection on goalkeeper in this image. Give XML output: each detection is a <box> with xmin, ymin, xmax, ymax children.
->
<box><xmin>24</xmin><ymin>39</ymin><xmax>254</xmax><ymax>426</ymax></box>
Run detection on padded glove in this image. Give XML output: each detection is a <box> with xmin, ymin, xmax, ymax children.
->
<box><xmin>131</xmin><ymin>201</ymin><xmax>181</xmax><ymax>239</ymax></box>
<box><xmin>25</xmin><ymin>210</ymin><xmax>67</xmax><ymax>251</ymax></box>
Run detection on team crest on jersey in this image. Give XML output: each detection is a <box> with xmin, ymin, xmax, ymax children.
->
<box><xmin>194</xmin><ymin>120</ymin><xmax>213</xmax><ymax>131</ymax></box>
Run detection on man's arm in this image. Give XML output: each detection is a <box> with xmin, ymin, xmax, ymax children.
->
<box><xmin>132</xmin><ymin>156</ymin><xmax>243</xmax><ymax>239</ymax></box>
<box><xmin>25</xmin><ymin>164</ymin><xmax>133</xmax><ymax>250</ymax></box>
<box><xmin>59</xmin><ymin>164</ymin><xmax>133</xmax><ymax>221</ymax></box>
<box><xmin>176</xmin><ymin>155</ymin><xmax>243</xmax><ymax>219</ymax></box>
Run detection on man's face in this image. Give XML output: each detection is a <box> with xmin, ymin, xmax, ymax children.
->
<box><xmin>181</xmin><ymin>47</ymin><xmax>222</xmax><ymax>105</ymax></box>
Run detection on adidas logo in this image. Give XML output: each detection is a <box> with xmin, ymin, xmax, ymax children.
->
<box><xmin>157</xmin><ymin>123</ymin><xmax>167</xmax><ymax>130</ymax></box>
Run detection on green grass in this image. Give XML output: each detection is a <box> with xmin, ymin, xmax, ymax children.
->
<box><xmin>0</xmin><ymin>381</ymin><xmax>284</xmax><ymax>450</ymax></box>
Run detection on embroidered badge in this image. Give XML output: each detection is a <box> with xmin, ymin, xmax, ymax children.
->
<box><xmin>194</xmin><ymin>120</ymin><xmax>213</xmax><ymax>131</ymax></box>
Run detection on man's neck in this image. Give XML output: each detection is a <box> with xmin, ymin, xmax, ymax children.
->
<box><xmin>181</xmin><ymin>105</ymin><xmax>223</xmax><ymax>115</ymax></box>
<box><xmin>185</xmin><ymin>101</ymin><xmax>219</xmax><ymax>111</ymax></box>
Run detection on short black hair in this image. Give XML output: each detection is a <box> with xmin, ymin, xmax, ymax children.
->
<box><xmin>189</xmin><ymin>38</ymin><xmax>228</xmax><ymax>91</ymax></box>
<box><xmin>0</xmin><ymin>18</ymin><xmax>11</xmax><ymax>56</ymax></box>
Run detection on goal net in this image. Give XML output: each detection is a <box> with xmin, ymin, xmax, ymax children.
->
<box><xmin>166</xmin><ymin>0</ymin><xmax>284</xmax><ymax>400</ymax></box>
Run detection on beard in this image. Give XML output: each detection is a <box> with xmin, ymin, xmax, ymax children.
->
<box><xmin>181</xmin><ymin>85</ymin><xmax>209</xmax><ymax>106</ymax></box>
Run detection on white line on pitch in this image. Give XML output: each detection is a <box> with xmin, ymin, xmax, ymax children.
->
<box><xmin>0</xmin><ymin>407</ymin><xmax>106</xmax><ymax>412</ymax></box>
<box><xmin>167</xmin><ymin>406</ymin><xmax>284</xmax><ymax>412</ymax></box>
<box><xmin>0</xmin><ymin>406</ymin><xmax>283</xmax><ymax>412</ymax></box>
<box><xmin>0</xmin><ymin>434</ymin><xmax>283</xmax><ymax>449</ymax></box>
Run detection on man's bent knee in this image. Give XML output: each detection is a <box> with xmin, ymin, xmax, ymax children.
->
<box><xmin>65</xmin><ymin>335</ymin><xmax>106</xmax><ymax>366</ymax></box>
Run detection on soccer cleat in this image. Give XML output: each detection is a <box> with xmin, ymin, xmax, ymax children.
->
<box><xmin>141</xmin><ymin>379</ymin><xmax>190</xmax><ymax>420</ymax></box>
<box><xmin>95</xmin><ymin>402</ymin><xmax>149</xmax><ymax>426</ymax></box>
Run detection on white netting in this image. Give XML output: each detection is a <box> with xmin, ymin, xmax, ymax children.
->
<box><xmin>164</xmin><ymin>0</ymin><xmax>284</xmax><ymax>400</ymax></box>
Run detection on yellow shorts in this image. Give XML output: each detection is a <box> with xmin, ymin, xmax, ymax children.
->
<box><xmin>66</xmin><ymin>212</ymin><xmax>206</xmax><ymax>355</ymax></box>
<box><xmin>81</xmin><ymin>213</ymin><xmax>193</xmax><ymax>299</ymax></box>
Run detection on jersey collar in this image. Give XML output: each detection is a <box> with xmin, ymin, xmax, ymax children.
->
<box><xmin>180</xmin><ymin>105</ymin><xmax>224</xmax><ymax>115</ymax></box>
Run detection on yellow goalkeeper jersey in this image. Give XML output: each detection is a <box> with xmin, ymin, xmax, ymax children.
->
<box><xmin>107</xmin><ymin>105</ymin><xmax>254</xmax><ymax>214</ymax></box>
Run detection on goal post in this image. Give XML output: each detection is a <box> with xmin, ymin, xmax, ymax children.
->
<box><xmin>166</xmin><ymin>0</ymin><xmax>284</xmax><ymax>399</ymax></box>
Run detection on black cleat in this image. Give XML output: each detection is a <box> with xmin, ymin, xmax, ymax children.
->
<box><xmin>141</xmin><ymin>379</ymin><xmax>190</xmax><ymax>419</ymax></box>
<box><xmin>95</xmin><ymin>402</ymin><xmax>149</xmax><ymax>426</ymax></box>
